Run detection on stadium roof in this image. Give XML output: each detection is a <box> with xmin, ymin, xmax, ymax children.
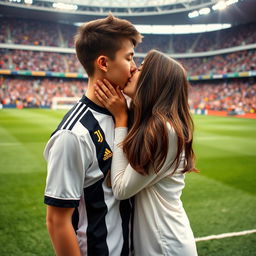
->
<box><xmin>0</xmin><ymin>0</ymin><xmax>256</xmax><ymax>25</ymax></box>
<box><xmin>40</xmin><ymin>0</ymin><xmax>212</xmax><ymax>8</ymax></box>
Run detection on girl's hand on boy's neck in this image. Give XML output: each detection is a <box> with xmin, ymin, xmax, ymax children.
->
<box><xmin>93</xmin><ymin>79</ymin><xmax>128</xmax><ymax>128</ymax></box>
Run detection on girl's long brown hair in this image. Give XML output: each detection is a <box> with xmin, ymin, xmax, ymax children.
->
<box><xmin>122</xmin><ymin>50</ymin><xmax>197</xmax><ymax>175</ymax></box>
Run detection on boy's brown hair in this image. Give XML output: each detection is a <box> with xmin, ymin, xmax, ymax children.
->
<box><xmin>74</xmin><ymin>14</ymin><xmax>142</xmax><ymax>76</ymax></box>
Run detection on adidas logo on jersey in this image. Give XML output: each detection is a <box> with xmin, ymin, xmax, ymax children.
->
<box><xmin>103</xmin><ymin>148</ymin><xmax>113</xmax><ymax>161</ymax></box>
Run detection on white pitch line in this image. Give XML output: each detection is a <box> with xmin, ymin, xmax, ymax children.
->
<box><xmin>195</xmin><ymin>229</ymin><xmax>256</xmax><ymax>242</ymax></box>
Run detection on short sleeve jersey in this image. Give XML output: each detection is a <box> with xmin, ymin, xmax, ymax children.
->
<box><xmin>44</xmin><ymin>95</ymin><xmax>131</xmax><ymax>256</ymax></box>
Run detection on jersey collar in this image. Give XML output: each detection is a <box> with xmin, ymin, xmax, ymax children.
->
<box><xmin>80</xmin><ymin>95</ymin><xmax>112</xmax><ymax>116</ymax></box>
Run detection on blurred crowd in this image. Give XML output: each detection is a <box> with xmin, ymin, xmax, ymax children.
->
<box><xmin>180</xmin><ymin>50</ymin><xmax>256</xmax><ymax>76</ymax></box>
<box><xmin>0</xmin><ymin>49</ymin><xmax>84</xmax><ymax>73</ymax></box>
<box><xmin>189</xmin><ymin>79</ymin><xmax>256</xmax><ymax>114</ymax></box>
<box><xmin>1</xmin><ymin>18</ymin><xmax>256</xmax><ymax>53</ymax></box>
<box><xmin>1</xmin><ymin>76</ymin><xmax>255</xmax><ymax>114</ymax></box>
<box><xmin>0</xmin><ymin>77</ymin><xmax>86</xmax><ymax>108</ymax></box>
<box><xmin>1</xmin><ymin>18</ymin><xmax>256</xmax><ymax>113</ymax></box>
<box><xmin>1</xmin><ymin>49</ymin><xmax>255</xmax><ymax>75</ymax></box>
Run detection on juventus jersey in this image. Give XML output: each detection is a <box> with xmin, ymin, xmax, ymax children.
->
<box><xmin>44</xmin><ymin>95</ymin><xmax>132</xmax><ymax>256</ymax></box>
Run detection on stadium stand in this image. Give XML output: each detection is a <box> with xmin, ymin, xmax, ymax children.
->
<box><xmin>190</xmin><ymin>79</ymin><xmax>256</xmax><ymax>114</ymax></box>
<box><xmin>1</xmin><ymin>18</ymin><xmax>256</xmax><ymax>52</ymax></box>
<box><xmin>7</xmin><ymin>19</ymin><xmax>60</xmax><ymax>46</ymax></box>
<box><xmin>0</xmin><ymin>17</ymin><xmax>256</xmax><ymax>114</ymax></box>
<box><xmin>181</xmin><ymin>50</ymin><xmax>256</xmax><ymax>76</ymax></box>
<box><xmin>192</xmin><ymin>22</ymin><xmax>256</xmax><ymax>53</ymax></box>
<box><xmin>1</xmin><ymin>76</ymin><xmax>255</xmax><ymax>114</ymax></box>
<box><xmin>0</xmin><ymin>49</ymin><xmax>255</xmax><ymax>75</ymax></box>
<box><xmin>0</xmin><ymin>77</ymin><xmax>86</xmax><ymax>108</ymax></box>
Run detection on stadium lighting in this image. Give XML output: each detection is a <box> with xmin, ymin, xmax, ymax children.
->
<box><xmin>52</xmin><ymin>2</ymin><xmax>78</xmax><ymax>10</ymax></box>
<box><xmin>188</xmin><ymin>10</ymin><xmax>199</xmax><ymax>18</ymax></box>
<box><xmin>133</xmin><ymin>24</ymin><xmax>231</xmax><ymax>34</ymax></box>
<box><xmin>24</xmin><ymin>0</ymin><xmax>33</xmax><ymax>4</ymax></box>
<box><xmin>226</xmin><ymin>0</ymin><xmax>239</xmax><ymax>5</ymax></box>
<box><xmin>189</xmin><ymin>0</ymin><xmax>240</xmax><ymax>19</ymax></box>
<box><xmin>212</xmin><ymin>1</ymin><xmax>227</xmax><ymax>11</ymax></box>
<box><xmin>199</xmin><ymin>7</ymin><xmax>211</xmax><ymax>15</ymax></box>
<box><xmin>74</xmin><ymin>22</ymin><xmax>232</xmax><ymax>34</ymax></box>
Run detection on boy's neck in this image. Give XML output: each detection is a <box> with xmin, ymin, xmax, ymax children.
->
<box><xmin>85</xmin><ymin>77</ymin><xmax>105</xmax><ymax>108</ymax></box>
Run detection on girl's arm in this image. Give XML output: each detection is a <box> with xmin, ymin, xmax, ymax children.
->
<box><xmin>110</xmin><ymin>127</ymin><xmax>160</xmax><ymax>199</ymax></box>
<box><xmin>94</xmin><ymin>79</ymin><xmax>178</xmax><ymax>199</ymax></box>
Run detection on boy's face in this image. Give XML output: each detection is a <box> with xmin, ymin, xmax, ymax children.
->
<box><xmin>105</xmin><ymin>39</ymin><xmax>137</xmax><ymax>90</ymax></box>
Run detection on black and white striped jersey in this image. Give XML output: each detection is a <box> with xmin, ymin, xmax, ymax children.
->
<box><xmin>44</xmin><ymin>95</ymin><xmax>132</xmax><ymax>256</ymax></box>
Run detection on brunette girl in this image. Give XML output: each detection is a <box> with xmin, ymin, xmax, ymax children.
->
<box><xmin>95</xmin><ymin>49</ymin><xmax>198</xmax><ymax>256</ymax></box>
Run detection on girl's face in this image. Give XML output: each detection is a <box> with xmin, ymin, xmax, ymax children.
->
<box><xmin>123</xmin><ymin>63</ymin><xmax>143</xmax><ymax>98</ymax></box>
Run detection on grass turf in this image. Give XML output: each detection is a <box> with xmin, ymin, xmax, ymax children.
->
<box><xmin>0</xmin><ymin>109</ymin><xmax>255</xmax><ymax>256</ymax></box>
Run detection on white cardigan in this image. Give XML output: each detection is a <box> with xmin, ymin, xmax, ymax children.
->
<box><xmin>111</xmin><ymin>124</ymin><xmax>198</xmax><ymax>256</ymax></box>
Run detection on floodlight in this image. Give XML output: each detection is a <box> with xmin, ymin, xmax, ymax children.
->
<box><xmin>52</xmin><ymin>2</ymin><xmax>78</xmax><ymax>10</ymax></box>
<box><xmin>199</xmin><ymin>7</ymin><xmax>211</xmax><ymax>15</ymax></box>
<box><xmin>188</xmin><ymin>10</ymin><xmax>199</xmax><ymax>18</ymax></box>
<box><xmin>226</xmin><ymin>0</ymin><xmax>239</xmax><ymax>5</ymax></box>
<box><xmin>212</xmin><ymin>1</ymin><xmax>227</xmax><ymax>11</ymax></box>
<box><xmin>133</xmin><ymin>24</ymin><xmax>232</xmax><ymax>34</ymax></box>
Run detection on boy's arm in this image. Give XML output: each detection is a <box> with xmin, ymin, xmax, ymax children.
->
<box><xmin>46</xmin><ymin>206</ymin><xmax>81</xmax><ymax>256</ymax></box>
<box><xmin>44</xmin><ymin>131</ymin><xmax>92</xmax><ymax>255</ymax></box>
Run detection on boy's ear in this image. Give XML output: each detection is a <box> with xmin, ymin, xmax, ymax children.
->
<box><xmin>96</xmin><ymin>55</ymin><xmax>108</xmax><ymax>72</ymax></box>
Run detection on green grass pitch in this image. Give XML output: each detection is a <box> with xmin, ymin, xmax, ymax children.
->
<box><xmin>0</xmin><ymin>109</ymin><xmax>255</xmax><ymax>256</ymax></box>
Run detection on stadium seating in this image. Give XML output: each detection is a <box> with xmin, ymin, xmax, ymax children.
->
<box><xmin>0</xmin><ymin>49</ymin><xmax>255</xmax><ymax>75</ymax></box>
<box><xmin>190</xmin><ymin>79</ymin><xmax>256</xmax><ymax>114</ymax></box>
<box><xmin>1</xmin><ymin>76</ymin><xmax>255</xmax><ymax>113</ymax></box>
<box><xmin>1</xmin><ymin>18</ymin><xmax>256</xmax><ymax>52</ymax></box>
<box><xmin>0</xmin><ymin>77</ymin><xmax>86</xmax><ymax>108</ymax></box>
<box><xmin>0</xmin><ymin>18</ymin><xmax>256</xmax><ymax>112</ymax></box>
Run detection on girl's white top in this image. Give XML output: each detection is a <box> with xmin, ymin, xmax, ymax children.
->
<box><xmin>111</xmin><ymin>124</ymin><xmax>198</xmax><ymax>256</ymax></box>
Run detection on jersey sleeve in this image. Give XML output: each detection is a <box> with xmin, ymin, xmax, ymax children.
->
<box><xmin>111</xmin><ymin>125</ymin><xmax>179</xmax><ymax>200</ymax></box>
<box><xmin>44</xmin><ymin>130</ymin><xmax>92</xmax><ymax>208</ymax></box>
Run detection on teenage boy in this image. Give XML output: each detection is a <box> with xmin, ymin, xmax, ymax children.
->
<box><xmin>44</xmin><ymin>14</ymin><xmax>142</xmax><ymax>256</ymax></box>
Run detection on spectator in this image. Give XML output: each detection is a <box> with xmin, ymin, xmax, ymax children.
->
<box><xmin>0</xmin><ymin>77</ymin><xmax>86</xmax><ymax>108</ymax></box>
<box><xmin>2</xmin><ymin>18</ymin><xmax>256</xmax><ymax>52</ymax></box>
<box><xmin>189</xmin><ymin>79</ymin><xmax>256</xmax><ymax>114</ymax></box>
<box><xmin>1</xmin><ymin>49</ymin><xmax>255</xmax><ymax>75</ymax></box>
